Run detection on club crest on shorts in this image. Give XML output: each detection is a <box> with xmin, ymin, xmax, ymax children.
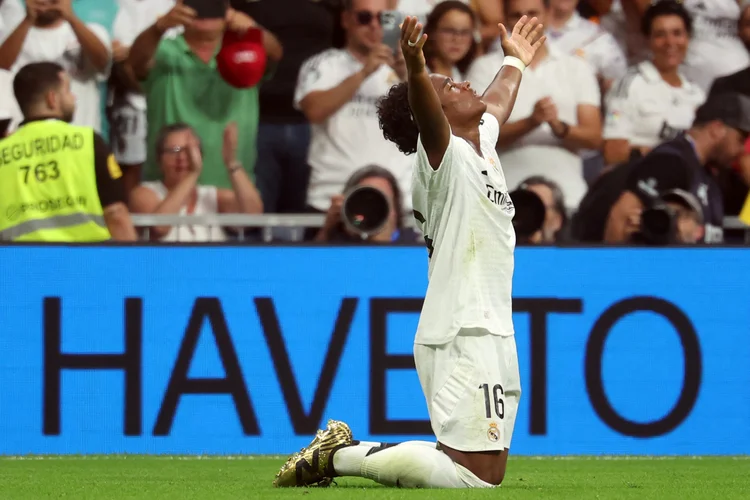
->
<box><xmin>487</xmin><ymin>422</ymin><xmax>500</xmax><ymax>442</ymax></box>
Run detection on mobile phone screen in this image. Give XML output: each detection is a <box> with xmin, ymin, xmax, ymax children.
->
<box><xmin>184</xmin><ymin>0</ymin><xmax>228</xmax><ymax>19</ymax></box>
<box><xmin>381</xmin><ymin>10</ymin><xmax>405</xmax><ymax>53</ymax></box>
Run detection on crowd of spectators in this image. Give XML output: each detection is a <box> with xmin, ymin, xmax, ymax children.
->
<box><xmin>0</xmin><ymin>0</ymin><xmax>748</xmax><ymax>245</ymax></box>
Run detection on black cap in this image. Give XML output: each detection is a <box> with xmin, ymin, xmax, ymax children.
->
<box><xmin>509</xmin><ymin>189</ymin><xmax>546</xmax><ymax>238</ymax></box>
<box><xmin>694</xmin><ymin>92</ymin><xmax>750</xmax><ymax>134</ymax></box>
<box><xmin>661</xmin><ymin>189</ymin><xmax>704</xmax><ymax>224</ymax></box>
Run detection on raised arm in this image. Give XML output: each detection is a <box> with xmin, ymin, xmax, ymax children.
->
<box><xmin>482</xmin><ymin>16</ymin><xmax>545</xmax><ymax>126</ymax></box>
<box><xmin>400</xmin><ymin>17</ymin><xmax>450</xmax><ymax>170</ymax></box>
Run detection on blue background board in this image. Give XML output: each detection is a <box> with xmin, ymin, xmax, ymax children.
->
<box><xmin>0</xmin><ymin>246</ymin><xmax>749</xmax><ymax>455</ymax></box>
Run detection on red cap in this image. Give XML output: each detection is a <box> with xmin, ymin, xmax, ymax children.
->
<box><xmin>217</xmin><ymin>28</ymin><xmax>267</xmax><ymax>89</ymax></box>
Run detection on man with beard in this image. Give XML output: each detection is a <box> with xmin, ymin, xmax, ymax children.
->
<box><xmin>0</xmin><ymin>0</ymin><xmax>110</xmax><ymax>132</ymax></box>
<box><xmin>0</xmin><ymin>62</ymin><xmax>137</xmax><ymax>242</ymax></box>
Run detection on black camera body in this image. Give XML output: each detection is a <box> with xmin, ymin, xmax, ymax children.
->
<box><xmin>634</xmin><ymin>202</ymin><xmax>678</xmax><ymax>245</ymax></box>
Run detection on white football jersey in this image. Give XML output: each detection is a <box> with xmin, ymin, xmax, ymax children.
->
<box><xmin>604</xmin><ymin>61</ymin><xmax>705</xmax><ymax>149</ymax></box>
<box><xmin>412</xmin><ymin>113</ymin><xmax>516</xmax><ymax>346</ymax></box>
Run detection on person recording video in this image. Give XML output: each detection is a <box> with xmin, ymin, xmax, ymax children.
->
<box><xmin>315</xmin><ymin>165</ymin><xmax>418</xmax><ymax>243</ymax></box>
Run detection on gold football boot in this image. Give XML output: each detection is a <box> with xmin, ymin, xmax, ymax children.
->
<box><xmin>273</xmin><ymin>419</ymin><xmax>353</xmax><ymax>487</ymax></box>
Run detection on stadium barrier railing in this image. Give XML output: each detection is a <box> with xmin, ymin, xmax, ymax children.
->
<box><xmin>130</xmin><ymin>214</ymin><xmax>750</xmax><ymax>242</ymax></box>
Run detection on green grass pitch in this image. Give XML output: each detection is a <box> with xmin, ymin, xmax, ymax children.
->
<box><xmin>1</xmin><ymin>456</ymin><xmax>748</xmax><ymax>499</ymax></box>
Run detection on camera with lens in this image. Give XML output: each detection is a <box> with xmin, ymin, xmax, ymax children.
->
<box><xmin>508</xmin><ymin>189</ymin><xmax>546</xmax><ymax>244</ymax></box>
<box><xmin>341</xmin><ymin>185</ymin><xmax>391</xmax><ymax>239</ymax></box>
<box><xmin>632</xmin><ymin>189</ymin><xmax>703</xmax><ymax>245</ymax></box>
<box><xmin>636</xmin><ymin>202</ymin><xmax>678</xmax><ymax>245</ymax></box>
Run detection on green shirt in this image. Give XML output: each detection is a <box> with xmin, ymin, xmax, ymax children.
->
<box><xmin>142</xmin><ymin>35</ymin><xmax>261</xmax><ymax>188</ymax></box>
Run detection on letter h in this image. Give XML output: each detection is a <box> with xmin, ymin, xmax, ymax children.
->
<box><xmin>43</xmin><ymin>297</ymin><xmax>142</xmax><ymax>436</ymax></box>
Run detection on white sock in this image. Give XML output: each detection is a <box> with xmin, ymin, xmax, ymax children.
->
<box><xmin>332</xmin><ymin>441</ymin><xmax>468</xmax><ymax>488</ymax></box>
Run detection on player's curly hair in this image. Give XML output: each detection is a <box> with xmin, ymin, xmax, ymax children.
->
<box><xmin>377</xmin><ymin>82</ymin><xmax>420</xmax><ymax>155</ymax></box>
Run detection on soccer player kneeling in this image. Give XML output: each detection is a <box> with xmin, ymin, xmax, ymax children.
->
<box><xmin>274</xmin><ymin>12</ymin><xmax>546</xmax><ymax>489</ymax></box>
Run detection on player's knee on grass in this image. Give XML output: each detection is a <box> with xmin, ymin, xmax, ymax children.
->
<box><xmin>441</xmin><ymin>445</ymin><xmax>509</xmax><ymax>485</ymax></box>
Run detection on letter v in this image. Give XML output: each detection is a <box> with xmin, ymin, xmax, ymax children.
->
<box><xmin>254</xmin><ymin>297</ymin><xmax>357</xmax><ymax>434</ymax></box>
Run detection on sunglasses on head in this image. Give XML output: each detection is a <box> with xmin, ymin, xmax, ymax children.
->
<box><xmin>355</xmin><ymin>10</ymin><xmax>383</xmax><ymax>26</ymax></box>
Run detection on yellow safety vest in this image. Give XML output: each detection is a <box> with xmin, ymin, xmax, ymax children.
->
<box><xmin>0</xmin><ymin>119</ymin><xmax>111</xmax><ymax>242</ymax></box>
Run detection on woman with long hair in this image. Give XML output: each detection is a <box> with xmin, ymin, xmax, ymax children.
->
<box><xmin>423</xmin><ymin>1</ymin><xmax>479</xmax><ymax>80</ymax></box>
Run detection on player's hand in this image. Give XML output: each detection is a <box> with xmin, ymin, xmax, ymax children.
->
<box><xmin>362</xmin><ymin>44</ymin><xmax>394</xmax><ymax>77</ymax></box>
<box><xmin>222</xmin><ymin>122</ymin><xmax>239</xmax><ymax>167</ymax></box>
<box><xmin>112</xmin><ymin>41</ymin><xmax>130</xmax><ymax>63</ymax></box>
<box><xmin>531</xmin><ymin>97</ymin><xmax>557</xmax><ymax>126</ymax></box>
<box><xmin>225</xmin><ymin>8</ymin><xmax>256</xmax><ymax>33</ymax></box>
<box><xmin>156</xmin><ymin>0</ymin><xmax>196</xmax><ymax>33</ymax></box>
<box><xmin>400</xmin><ymin>16</ymin><xmax>427</xmax><ymax>76</ymax></box>
<box><xmin>186</xmin><ymin>134</ymin><xmax>203</xmax><ymax>174</ymax></box>
<box><xmin>498</xmin><ymin>15</ymin><xmax>546</xmax><ymax>67</ymax></box>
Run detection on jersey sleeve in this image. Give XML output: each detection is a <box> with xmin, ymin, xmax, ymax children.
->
<box><xmin>93</xmin><ymin>133</ymin><xmax>127</xmax><ymax>208</ymax></box>
<box><xmin>603</xmin><ymin>82</ymin><xmax>636</xmax><ymax>141</ymax></box>
<box><xmin>479</xmin><ymin>113</ymin><xmax>500</xmax><ymax>149</ymax></box>
<box><xmin>293</xmin><ymin>51</ymin><xmax>350</xmax><ymax>109</ymax></box>
<box><xmin>625</xmin><ymin>152</ymin><xmax>692</xmax><ymax>204</ymax></box>
<box><xmin>414</xmin><ymin>131</ymin><xmax>460</xmax><ymax>190</ymax></box>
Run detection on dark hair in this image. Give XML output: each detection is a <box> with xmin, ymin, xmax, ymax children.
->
<box><xmin>13</xmin><ymin>62</ymin><xmax>65</xmax><ymax>116</ymax></box>
<box><xmin>155</xmin><ymin>123</ymin><xmax>201</xmax><ymax>155</ymax></box>
<box><xmin>377</xmin><ymin>82</ymin><xmax>420</xmax><ymax>155</ymax></box>
<box><xmin>519</xmin><ymin>175</ymin><xmax>568</xmax><ymax>235</ymax></box>
<box><xmin>641</xmin><ymin>0</ymin><xmax>693</xmax><ymax>37</ymax></box>
<box><xmin>343</xmin><ymin>164</ymin><xmax>405</xmax><ymax>229</ymax></box>
<box><xmin>423</xmin><ymin>1</ymin><xmax>478</xmax><ymax>76</ymax></box>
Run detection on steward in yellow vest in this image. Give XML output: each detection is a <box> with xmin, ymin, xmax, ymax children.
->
<box><xmin>0</xmin><ymin>62</ymin><xmax>136</xmax><ymax>242</ymax></box>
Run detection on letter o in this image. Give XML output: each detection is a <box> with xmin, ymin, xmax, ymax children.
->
<box><xmin>585</xmin><ymin>297</ymin><xmax>701</xmax><ymax>437</ymax></box>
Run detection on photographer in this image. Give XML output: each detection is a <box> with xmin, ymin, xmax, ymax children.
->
<box><xmin>631</xmin><ymin>188</ymin><xmax>704</xmax><ymax>245</ymax></box>
<box><xmin>315</xmin><ymin>165</ymin><xmax>418</xmax><ymax>243</ymax></box>
<box><xmin>509</xmin><ymin>188</ymin><xmax>546</xmax><ymax>245</ymax></box>
<box><xmin>604</xmin><ymin>92</ymin><xmax>750</xmax><ymax>244</ymax></box>
<box><xmin>517</xmin><ymin>175</ymin><xmax>567</xmax><ymax>243</ymax></box>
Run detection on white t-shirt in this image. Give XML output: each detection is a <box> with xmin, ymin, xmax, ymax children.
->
<box><xmin>112</xmin><ymin>0</ymin><xmax>175</xmax><ymax>110</ymax></box>
<box><xmin>604</xmin><ymin>60</ymin><xmax>705</xmax><ymax>149</ymax></box>
<box><xmin>11</xmin><ymin>22</ymin><xmax>111</xmax><ymax>132</ymax></box>
<box><xmin>141</xmin><ymin>181</ymin><xmax>227</xmax><ymax>242</ymax></box>
<box><xmin>412</xmin><ymin>113</ymin><xmax>515</xmax><ymax>346</ymax></box>
<box><xmin>468</xmin><ymin>46</ymin><xmax>600</xmax><ymax>208</ymax></box>
<box><xmin>0</xmin><ymin>0</ymin><xmax>25</xmax><ymax>44</ymax></box>
<box><xmin>682</xmin><ymin>0</ymin><xmax>750</xmax><ymax>92</ymax></box>
<box><xmin>294</xmin><ymin>48</ymin><xmax>412</xmax><ymax>211</ymax></box>
<box><xmin>547</xmin><ymin>11</ymin><xmax>627</xmax><ymax>82</ymax></box>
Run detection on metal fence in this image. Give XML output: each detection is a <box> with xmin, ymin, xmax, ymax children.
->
<box><xmin>129</xmin><ymin>214</ymin><xmax>750</xmax><ymax>243</ymax></box>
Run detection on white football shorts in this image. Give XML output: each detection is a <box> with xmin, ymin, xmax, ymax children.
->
<box><xmin>111</xmin><ymin>104</ymin><xmax>147</xmax><ymax>165</ymax></box>
<box><xmin>414</xmin><ymin>327</ymin><xmax>521</xmax><ymax>452</ymax></box>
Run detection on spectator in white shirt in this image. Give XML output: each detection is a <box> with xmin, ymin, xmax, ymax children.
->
<box><xmin>603</xmin><ymin>0</ymin><xmax>705</xmax><ymax>166</ymax></box>
<box><xmin>681</xmin><ymin>0</ymin><xmax>750</xmax><ymax>92</ymax></box>
<box><xmin>547</xmin><ymin>0</ymin><xmax>627</xmax><ymax>93</ymax></box>
<box><xmin>0</xmin><ymin>67</ymin><xmax>22</xmax><ymax>132</ymax></box>
<box><xmin>467</xmin><ymin>0</ymin><xmax>602</xmax><ymax>208</ymax></box>
<box><xmin>295</xmin><ymin>0</ymin><xmax>412</xmax><ymax>218</ymax></box>
<box><xmin>0</xmin><ymin>0</ymin><xmax>110</xmax><ymax>132</ymax></box>
<box><xmin>129</xmin><ymin>122</ymin><xmax>263</xmax><ymax>242</ymax></box>
<box><xmin>423</xmin><ymin>0</ymin><xmax>478</xmax><ymax>81</ymax></box>
<box><xmin>392</xmin><ymin>0</ymin><xmax>503</xmax><ymax>50</ymax></box>
<box><xmin>108</xmin><ymin>0</ymin><xmax>175</xmax><ymax>194</ymax></box>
